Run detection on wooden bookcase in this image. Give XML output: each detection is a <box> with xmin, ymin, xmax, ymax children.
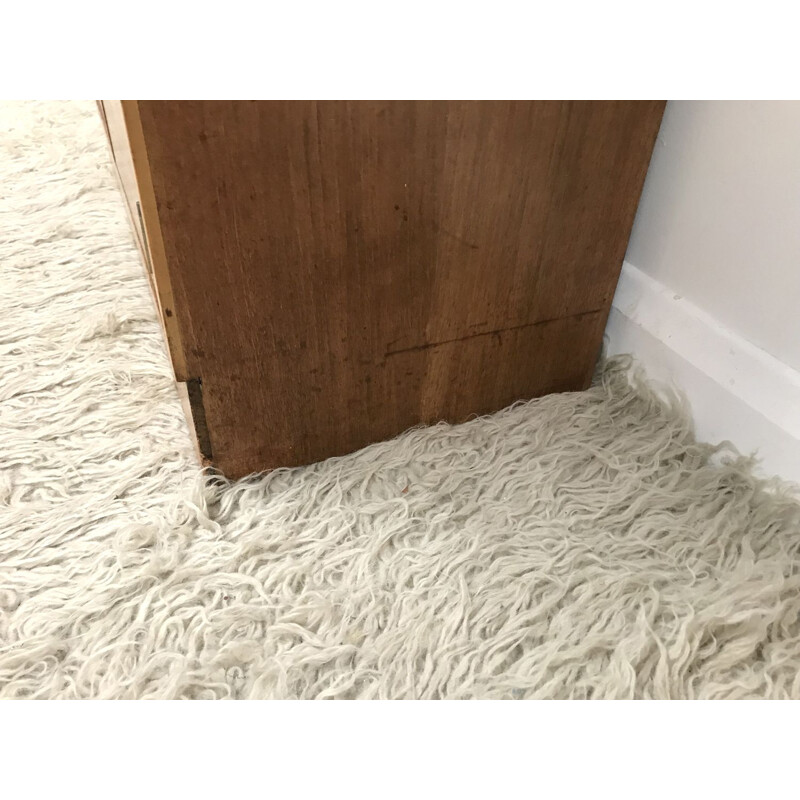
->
<box><xmin>99</xmin><ymin>101</ymin><xmax>664</xmax><ymax>478</ymax></box>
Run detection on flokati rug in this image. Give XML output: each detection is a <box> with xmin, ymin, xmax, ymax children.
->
<box><xmin>1</xmin><ymin>101</ymin><xmax>799</xmax><ymax>699</ymax></box>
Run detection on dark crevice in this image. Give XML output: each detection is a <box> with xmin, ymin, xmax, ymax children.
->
<box><xmin>186</xmin><ymin>377</ymin><xmax>213</xmax><ymax>464</ymax></box>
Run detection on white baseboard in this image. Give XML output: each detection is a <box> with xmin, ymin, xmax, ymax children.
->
<box><xmin>604</xmin><ymin>261</ymin><xmax>800</xmax><ymax>484</ymax></box>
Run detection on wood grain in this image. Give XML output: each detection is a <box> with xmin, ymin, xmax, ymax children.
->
<box><xmin>130</xmin><ymin>101</ymin><xmax>663</xmax><ymax>477</ymax></box>
<box><xmin>100</xmin><ymin>101</ymin><xmax>189</xmax><ymax>380</ymax></box>
<box><xmin>98</xmin><ymin>101</ymin><xmax>148</xmax><ymax>266</ymax></box>
<box><xmin>120</xmin><ymin>101</ymin><xmax>191</xmax><ymax>381</ymax></box>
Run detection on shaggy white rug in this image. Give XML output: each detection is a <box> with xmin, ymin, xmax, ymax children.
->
<box><xmin>1</xmin><ymin>101</ymin><xmax>799</xmax><ymax>700</ymax></box>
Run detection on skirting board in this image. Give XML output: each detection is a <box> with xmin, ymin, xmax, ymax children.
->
<box><xmin>604</xmin><ymin>261</ymin><xmax>800</xmax><ymax>484</ymax></box>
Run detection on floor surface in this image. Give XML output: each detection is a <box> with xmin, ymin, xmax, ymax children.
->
<box><xmin>1</xmin><ymin>101</ymin><xmax>799</xmax><ymax>699</ymax></box>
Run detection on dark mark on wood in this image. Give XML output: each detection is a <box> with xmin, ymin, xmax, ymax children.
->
<box><xmin>433</xmin><ymin>222</ymin><xmax>479</xmax><ymax>250</ymax></box>
<box><xmin>384</xmin><ymin>309</ymin><xmax>604</xmax><ymax>357</ymax></box>
<box><xmin>186</xmin><ymin>378</ymin><xmax>213</xmax><ymax>464</ymax></box>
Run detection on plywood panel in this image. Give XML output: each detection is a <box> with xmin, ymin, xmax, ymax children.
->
<box><xmin>98</xmin><ymin>101</ymin><xmax>147</xmax><ymax>262</ymax></box>
<box><xmin>114</xmin><ymin>101</ymin><xmax>188</xmax><ymax>380</ymax></box>
<box><xmin>134</xmin><ymin>101</ymin><xmax>664</xmax><ymax>477</ymax></box>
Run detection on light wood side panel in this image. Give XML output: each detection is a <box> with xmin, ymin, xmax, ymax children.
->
<box><xmin>108</xmin><ymin>101</ymin><xmax>189</xmax><ymax>381</ymax></box>
<box><xmin>98</xmin><ymin>101</ymin><xmax>148</xmax><ymax>265</ymax></box>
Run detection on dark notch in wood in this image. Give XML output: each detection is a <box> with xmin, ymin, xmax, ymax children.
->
<box><xmin>185</xmin><ymin>378</ymin><xmax>213</xmax><ymax>464</ymax></box>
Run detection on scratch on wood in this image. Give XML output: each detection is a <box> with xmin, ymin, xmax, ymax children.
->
<box><xmin>384</xmin><ymin>308</ymin><xmax>604</xmax><ymax>357</ymax></box>
<box><xmin>433</xmin><ymin>222</ymin><xmax>480</xmax><ymax>250</ymax></box>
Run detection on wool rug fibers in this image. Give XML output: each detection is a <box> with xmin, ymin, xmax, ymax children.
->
<box><xmin>1</xmin><ymin>101</ymin><xmax>799</xmax><ymax>699</ymax></box>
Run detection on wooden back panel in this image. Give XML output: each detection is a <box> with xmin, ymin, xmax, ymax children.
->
<box><xmin>132</xmin><ymin>101</ymin><xmax>664</xmax><ymax>477</ymax></box>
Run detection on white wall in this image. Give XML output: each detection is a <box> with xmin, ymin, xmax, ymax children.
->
<box><xmin>605</xmin><ymin>101</ymin><xmax>800</xmax><ymax>483</ymax></box>
<box><xmin>626</xmin><ymin>102</ymin><xmax>800</xmax><ymax>371</ymax></box>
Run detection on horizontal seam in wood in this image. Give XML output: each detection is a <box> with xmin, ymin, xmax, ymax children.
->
<box><xmin>383</xmin><ymin>308</ymin><xmax>604</xmax><ymax>358</ymax></box>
